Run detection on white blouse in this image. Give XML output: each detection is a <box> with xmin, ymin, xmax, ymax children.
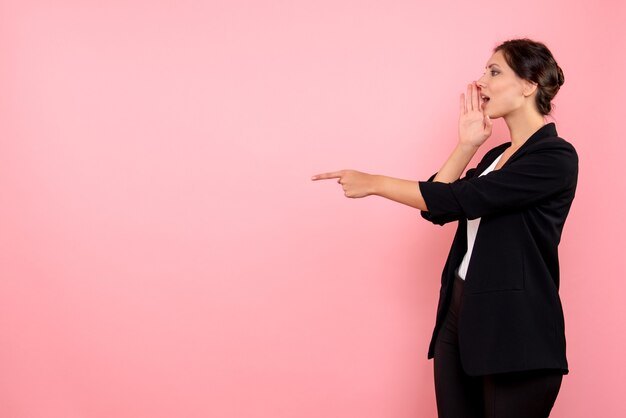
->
<box><xmin>457</xmin><ymin>152</ymin><xmax>505</xmax><ymax>280</ymax></box>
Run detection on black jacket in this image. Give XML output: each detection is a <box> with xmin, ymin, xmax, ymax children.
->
<box><xmin>418</xmin><ymin>122</ymin><xmax>578</xmax><ymax>376</ymax></box>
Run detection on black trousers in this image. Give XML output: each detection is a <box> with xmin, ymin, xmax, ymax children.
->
<box><xmin>433</xmin><ymin>272</ymin><xmax>563</xmax><ymax>418</ymax></box>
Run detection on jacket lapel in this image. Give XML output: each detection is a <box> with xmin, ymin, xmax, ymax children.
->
<box><xmin>502</xmin><ymin>122</ymin><xmax>558</xmax><ymax>167</ymax></box>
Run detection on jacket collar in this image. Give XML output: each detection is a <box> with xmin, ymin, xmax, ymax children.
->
<box><xmin>499</xmin><ymin>122</ymin><xmax>558</xmax><ymax>167</ymax></box>
<box><xmin>519</xmin><ymin>122</ymin><xmax>557</xmax><ymax>147</ymax></box>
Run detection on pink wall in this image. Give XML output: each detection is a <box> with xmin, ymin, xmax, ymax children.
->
<box><xmin>1</xmin><ymin>1</ymin><xmax>624</xmax><ymax>417</ymax></box>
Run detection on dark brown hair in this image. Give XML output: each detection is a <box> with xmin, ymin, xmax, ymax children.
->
<box><xmin>494</xmin><ymin>38</ymin><xmax>565</xmax><ymax>116</ymax></box>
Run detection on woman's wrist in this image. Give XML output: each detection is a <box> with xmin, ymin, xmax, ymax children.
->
<box><xmin>456</xmin><ymin>142</ymin><xmax>481</xmax><ymax>155</ymax></box>
<box><xmin>371</xmin><ymin>174</ymin><xmax>384</xmax><ymax>196</ymax></box>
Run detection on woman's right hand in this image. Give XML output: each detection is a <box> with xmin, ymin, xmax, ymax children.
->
<box><xmin>458</xmin><ymin>82</ymin><xmax>493</xmax><ymax>148</ymax></box>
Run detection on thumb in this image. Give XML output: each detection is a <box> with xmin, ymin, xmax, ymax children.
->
<box><xmin>484</xmin><ymin>114</ymin><xmax>493</xmax><ymax>130</ymax></box>
<box><xmin>484</xmin><ymin>115</ymin><xmax>493</xmax><ymax>135</ymax></box>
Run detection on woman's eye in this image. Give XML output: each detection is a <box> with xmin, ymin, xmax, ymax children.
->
<box><xmin>490</xmin><ymin>70</ymin><xmax>499</xmax><ymax>76</ymax></box>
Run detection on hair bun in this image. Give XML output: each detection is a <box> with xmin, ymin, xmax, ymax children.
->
<box><xmin>557</xmin><ymin>66</ymin><xmax>565</xmax><ymax>87</ymax></box>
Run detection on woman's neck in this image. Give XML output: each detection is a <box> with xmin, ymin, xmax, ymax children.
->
<box><xmin>504</xmin><ymin>110</ymin><xmax>546</xmax><ymax>148</ymax></box>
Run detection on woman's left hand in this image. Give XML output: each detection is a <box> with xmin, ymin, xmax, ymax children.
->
<box><xmin>458</xmin><ymin>82</ymin><xmax>493</xmax><ymax>148</ymax></box>
<box><xmin>311</xmin><ymin>170</ymin><xmax>376</xmax><ymax>198</ymax></box>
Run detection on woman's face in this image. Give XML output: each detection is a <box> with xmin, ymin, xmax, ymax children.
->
<box><xmin>476</xmin><ymin>50</ymin><xmax>535</xmax><ymax>119</ymax></box>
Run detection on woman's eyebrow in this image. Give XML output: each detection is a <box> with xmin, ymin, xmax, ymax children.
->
<box><xmin>485</xmin><ymin>64</ymin><xmax>500</xmax><ymax>69</ymax></box>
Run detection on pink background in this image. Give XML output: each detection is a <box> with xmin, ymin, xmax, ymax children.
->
<box><xmin>1</xmin><ymin>1</ymin><xmax>624</xmax><ymax>417</ymax></box>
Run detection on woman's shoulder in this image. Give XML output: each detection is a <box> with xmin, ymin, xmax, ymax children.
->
<box><xmin>527</xmin><ymin>135</ymin><xmax>579</xmax><ymax>164</ymax></box>
<box><xmin>531</xmin><ymin>134</ymin><xmax>576</xmax><ymax>149</ymax></box>
<box><xmin>514</xmin><ymin>133</ymin><xmax>579</xmax><ymax>179</ymax></box>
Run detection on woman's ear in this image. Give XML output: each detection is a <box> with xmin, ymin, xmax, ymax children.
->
<box><xmin>522</xmin><ymin>79</ymin><xmax>539</xmax><ymax>97</ymax></box>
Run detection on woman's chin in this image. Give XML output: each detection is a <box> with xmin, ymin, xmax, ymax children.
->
<box><xmin>482</xmin><ymin>103</ymin><xmax>495</xmax><ymax>117</ymax></box>
<box><xmin>484</xmin><ymin>110</ymin><xmax>499</xmax><ymax>119</ymax></box>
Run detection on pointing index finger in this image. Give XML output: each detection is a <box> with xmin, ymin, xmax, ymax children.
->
<box><xmin>311</xmin><ymin>171</ymin><xmax>343</xmax><ymax>181</ymax></box>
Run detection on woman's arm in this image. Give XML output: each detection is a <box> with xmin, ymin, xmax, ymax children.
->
<box><xmin>419</xmin><ymin>139</ymin><xmax>578</xmax><ymax>223</ymax></box>
<box><xmin>432</xmin><ymin>143</ymin><xmax>480</xmax><ymax>183</ymax></box>
<box><xmin>311</xmin><ymin>170</ymin><xmax>427</xmax><ymax>210</ymax></box>
<box><xmin>311</xmin><ymin>82</ymin><xmax>492</xmax><ymax>209</ymax></box>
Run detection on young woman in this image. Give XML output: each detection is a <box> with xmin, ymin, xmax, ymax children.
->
<box><xmin>311</xmin><ymin>38</ymin><xmax>578</xmax><ymax>418</ymax></box>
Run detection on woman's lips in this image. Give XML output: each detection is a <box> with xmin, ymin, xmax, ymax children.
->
<box><xmin>481</xmin><ymin>94</ymin><xmax>490</xmax><ymax>107</ymax></box>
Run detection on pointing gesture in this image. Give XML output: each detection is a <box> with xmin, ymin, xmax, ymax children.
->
<box><xmin>312</xmin><ymin>169</ymin><xmax>427</xmax><ymax>210</ymax></box>
<box><xmin>311</xmin><ymin>170</ymin><xmax>376</xmax><ymax>198</ymax></box>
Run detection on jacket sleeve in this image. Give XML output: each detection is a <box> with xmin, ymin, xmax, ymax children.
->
<box><xmin>418</xmin><ymin>141</ymin><xmax>578</xmax><ymax>226</ymax></box>
<box><xmin>419</xmin><ymin>167</ymin><xmax>478</xmax><ymax>224</ymax></box>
